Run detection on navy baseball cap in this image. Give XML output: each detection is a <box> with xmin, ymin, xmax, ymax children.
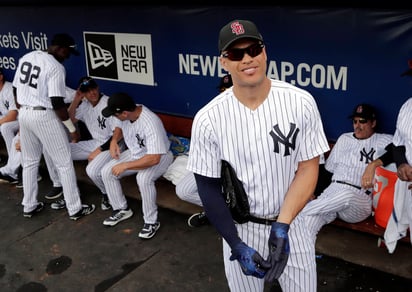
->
<box><xmin>102</xmin><ymin>92</ymin><xmax>136</xmax><ymax>117</ymax></box>
<box><xmin>400</xmin><ymin>59</ymin><xmax>412</xmax><ymax>77</ymax></box>
<box><xmin>348</xmin><ymin>103</ymin><xmax>376</xmax><ymax>120</ymax></box>
<box><xmin>218</xmin><ymin>19</ymin><xmax>263</xmax><ymax>52</ymax></box>
<box><xmin>78</xmin><ymin>76</ymin><xmax>98</xmax><ymax>92</ymax></box>
<box><xmin>51</xmin><ymin>33</ymin><xmax>80</xmax><ymax>56</ymax></box>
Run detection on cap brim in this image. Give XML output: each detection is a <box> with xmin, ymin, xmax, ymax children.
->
<box><xmin>102</xmin><ymin>107</ymin><xmax>115</xmax><ymax>118</ymax></box>
<box><xmin>220</xmin><ymin>36</ymin><xmax>263</xmax><ymax>52</ymax></box>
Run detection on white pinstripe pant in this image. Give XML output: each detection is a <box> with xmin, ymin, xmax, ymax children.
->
<box><xmin>223</xmin><ymin>215</ymin><xmax>317</xmax><ymax>292</ymax></box>
<box><xmin>88</xmin><ymin>149</ymin><xmax>173</xmax><ymax>224</ymax></box>
<box><xmin>0</xmin><ymin>120</ymin><xmax>19</xmax><ymax>157</ymax></box>
<box><xmin>45</xmin><ymin>139</ymin><xmax>102</xmax><ymax>187</ymax></box>
<box><xmin>18</xmin><ymin>107</ymin><xmax>82</xmax><ymax>215</ymax></box>
<box><xmin>0</xmin><ymin>133</ymin><xmax>21</xmax><ymax>178</ymax></box>
<box><xmin>175</xmin><ymin>172</ymin><xmax>203</xmax><ymax>206</ymax></box>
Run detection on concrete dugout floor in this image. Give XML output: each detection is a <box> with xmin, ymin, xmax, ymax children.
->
<box><xmin>0</xmin><ymin>159</ymin><xmax>412</xmax><ymax>291</ymax></box>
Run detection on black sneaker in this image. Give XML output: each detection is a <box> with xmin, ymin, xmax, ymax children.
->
<box><xmin>16</xmin><ymin>175</ymin><xmax>42</xmax><ymax>189</ymax></box>
<box><xmin>138</xmin><ymin>222</ymin><xmax>160</xmax><ymax>239</ymax></box>
<box><xmin>51</xmin><ymin>198</ymin><xmax>66</xmax><ymax>210</ymax></box>
<box><xmin>187</xmin><ymin>212</ymin><xmax>209</xmax><ymax>227</ymax></box>
<box><xmin>70</xmin><ymin>204</ymin><xmax>96</xmax><ymax>221</ymax></box>
<box><xmin>45</xmin><ymin>187</ymin><xmax>63</xmax><ymax>200</ymax></box>
<box><xmin>101</xmin><ymin>194</ymin><xmax>112</xmax><ymax>211</ymax></box>
<box><xmin>23</xmin><ymin>202</ymin><xmax>44</xmax><ymax>218</ymax></box>
<box><xmin>0</xmin><ymin>172</ymin><xmax>19</xmax><ymax>184</ymax></box>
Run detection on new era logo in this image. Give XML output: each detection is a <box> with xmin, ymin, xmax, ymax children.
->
<box><xmin>84</xmin><ymin>31</ymin><xmax>154</xmax><ymax>86</ymax></box>
<box><xmin>87</xmin><ymin>42</ymin><xmax>114</xmax><ymax>70</ymax></box>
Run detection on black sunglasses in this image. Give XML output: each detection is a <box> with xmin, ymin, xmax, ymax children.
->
<box><xmin>221</xmin><ymin>43</ymin><xmax>265</xmax><ymax>61</ymax></box>
<box><xmin>353</xmin><ymin>118</ymin><xmax>368</xmax><ymax>124</ymax></box>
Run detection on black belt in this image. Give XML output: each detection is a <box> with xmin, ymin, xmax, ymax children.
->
<box><xmin>332</xmin><ymin>180</ymin><xmax>371</xmax><ymax>195</ymax></box>
<box><xmin>23</xmin><ymin>105</ymin><xmax>47</xmax><ymax>110</ymax></box>
<box><xmin>248</xmin><ymin>215</ymin><xmax>278</xmax><ymax>225</ymax></box>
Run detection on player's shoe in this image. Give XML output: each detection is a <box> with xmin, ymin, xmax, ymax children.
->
<box><xmin>70</xmin><ymin>204</ymin><xmax>96</xmax><ymax>221</ymax></box>
<box><xmin>51</xmin><ymin>199</ymin><xmax>66</xmax><ymax>210</ymax></box>
<box><xmin>101</xmin><ymin>194</ymin><xmax>112</xmax><ymax>211</ymax></box>
<box><xmin>0</xmin><ymin>172</ymin><xmax>19</xmax><ymax>184</ymax></box>
<box><xmin>138</xmin><ymin>222</ymin><xmax>160</xmax><ymax>239</ymax></box>
<box><xmin>187</xmin><ymin>211</ymin><xmax>209</xmax><ymax>227</ymax></box>
<box><xmin>44</xmin><ymin>187</ymin><xmax>63</xmax><ymax>200</ymax></box>
<box><xmin>16</xmin><ymin>175</ymin><xmax>43</xmax><ymax>189</ymax></box>
<box><xmin>23</xmin><ymin>202</ymin><xmax>44</xmax><ymax>218</ymax></box>
<box><xmin>103</xmin><ymin>209</ymin><xmax>133</xmax><ymax>226</ymax></box>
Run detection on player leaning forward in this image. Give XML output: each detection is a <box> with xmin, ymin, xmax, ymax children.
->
<box><xmin>13</xmin><ymin>33</ymin><xmax>95</xmax><ymax>220</ymax></box>
<box><xmin>187</xmin><ymin>20</ymin><xmax>329</xmax><ymax>291</ymax></box>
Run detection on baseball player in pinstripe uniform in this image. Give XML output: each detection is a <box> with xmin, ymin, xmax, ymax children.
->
<box><xmin>362</xmin><ymin>63</ymin><xmax>412</xmax><ymax>189</ymax></box>
<box><xmin>12</xmin><ymin>33</ymin><xmax>95</xmax><ymax>220</ymax></box>
<box><xmin>45</xmin><ymin>77</ymin><xmax>123</xmax><ymax>211</ymax></box>
<box><xmin>0</xmin><ymin>68</ymin><xmax>19</xmax><ymax>180</ymax></box>
<box><xmin>97</xmin><ymin>92</ymin><xmax>173</xmax><ymax>239</ymax></box>
<box><xmin>187</xmin><ymin>19</ymin><xmax>329</xmax><ymax>291</ymax></box>
<box><xmin>302</xmin><ymin>104</ymin><xmax>393</xmax><ymax>244</ymax></box>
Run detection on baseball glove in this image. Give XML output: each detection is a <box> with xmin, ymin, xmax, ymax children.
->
<box><xmin>221</xmin><ymin>160</ymin><xmax>250</xmax><ymax>224</ymax></box>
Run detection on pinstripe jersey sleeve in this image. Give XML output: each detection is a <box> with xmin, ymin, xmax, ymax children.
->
<box><xmin>393</xmin><ymin>97</ymin><xmax>412</xmax><ymax>163</ymax></box>
<box><xmin>188</xmin><ymin>79</ymin><xmax>330</xmax><ymax>217</ymax></box>
<box><xmin>122</xmin><ymin>105</ymin><xmax>170</xmax><ymax>160</ymax></box>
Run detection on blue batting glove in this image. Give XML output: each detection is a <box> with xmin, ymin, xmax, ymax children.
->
<box><xmin>265</xmin><ymin>222</ymin><xmax>290</xmax><ymax>283</ymax></box>
<box><xmin>230</xmin><ymin>241</ymin><xmax>271</xmax><ymax>278</ymax></box>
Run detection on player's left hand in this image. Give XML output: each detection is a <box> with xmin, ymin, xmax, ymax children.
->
<box><xmin>230</xmin><ymin>241</ymin><xmax>271</xmax><ymax>278</ymax></box>
<box><xmin>265</xmin><ymin>222</ymin><xmax>290</xmax><ymax>283</ymax></box>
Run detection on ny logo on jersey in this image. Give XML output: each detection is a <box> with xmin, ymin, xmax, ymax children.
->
<box><xmin>135</xmin><ymin>133</ymin><xmax>145</xmax><ymax>148</ymax></box>
<box><xmin>269</xmin><ymin>123</ymin><xmax>299</xmax><ymax>156</ymax></box>
<box><xmin>4</xmin><ymin>100</ymin><xmax>9</xmax><ymax>110</ymax></box>
<box><xmin>360</xmin><ymin>147</ymin><xmax>376</xmax><ymax>164</ymax></box>
<box><xmin>97</xmin><ymin>116</ymin><xmax>107</xmax><ymax>130</ymax></box>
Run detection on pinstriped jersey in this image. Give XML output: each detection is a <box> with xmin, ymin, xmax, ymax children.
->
<box><xmin>0</xmin><ymin>81</ymin><xmax>17</xmax><ymax>117</ymax></box>
<box><xmin>12</xmin><ymin>50</ymin><xmax>66</xmax><ymax>108</ymax></box>
<box><xmin>393</xmin><ymin>97</ymin><xmax>412</xmax><ymax>164</ymax></box>
<box><xmin>326</xmin><ymin>132</ymin><xmax>393</xmax><ymax>185</ymax></box>
<box><xmin>75</xmin><ymin>94</ymin><xmax>121</xmax><ymax>144</ymax></box>
<box><xmin>187</xmin><ymin>78</ymin><xmax>329</xmax><ymax>218</ymax></box>
<box><xmin>120</xmin><ymin>105</ymin><xmax>170</xmax><ymax>160</ymax></box>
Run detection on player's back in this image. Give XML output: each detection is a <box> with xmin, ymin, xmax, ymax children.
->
<box><xmin>13</xmin><ymin>50</ymin><xmax>66</xmax><ymax>108</ymax></box>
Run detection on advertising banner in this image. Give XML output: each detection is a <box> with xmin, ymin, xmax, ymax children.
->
<box><xmin>1</xmin><ymin>6</ymin><xmax>412</xmax><ymax>141</ymax></box>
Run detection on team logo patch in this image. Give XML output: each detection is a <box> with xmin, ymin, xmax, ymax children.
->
<box><xmin>83</xmin><ymin>32</ymin><xmax>155</xmax><ymax>86</ymax></box>
<box><xmin>230</xmin><ymin>21</ymin><xmax>245</xmax><ymax>36</ymax></box>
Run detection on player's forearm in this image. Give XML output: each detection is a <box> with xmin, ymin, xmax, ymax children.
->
<box><xmin>277</xmin><ymin>158</ymin><xmax>319</xmax><ymax>224</ymax></box>
<box><xmin>67</xmin><ymin>91</ymin><xmax>83</xmax><ymax>121</ymax></box>
<box><xmin>194</xmin><ymin>173</ymin><xmax>241</xmax><ymax>248</ymax></box>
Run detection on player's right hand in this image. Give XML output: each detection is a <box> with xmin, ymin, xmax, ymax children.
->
<box><xmin>230</xmin><ymin>241</ymin><xmax>270</xmax><ymax>278</ymax></box>
<box><xmin>69</xmin><ymin>131</ymin><xmax>80</xmax><ymax>143</ymax></box>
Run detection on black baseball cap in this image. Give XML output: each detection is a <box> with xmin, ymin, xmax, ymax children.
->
<box><xmin>102</xmin><ymin>92</ymin><xmax>136</xmax><ymax>117</ymax></box>
<box><xmin>51</xmin><ymin>33</ymin><xmax>80</xmax><ymax>56</ymax></box>
<box><xmin>348</xmin><ymin>103</ymin><xmax>376</xmax><ymax>120</ymax></box>
<box><xmin>218</xmin><ymin>19</ymin><xmax>264</xmax><ymax>52</ymax></box>
<box><xmin>400</xmin><ymin>59</ymin><xmax>412</xmax><ymax>77</ymax></box>
<box><xmin>78</xmin><ymin>76</ymin><xmax>98</xmax><ymax>92</ymax></box>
